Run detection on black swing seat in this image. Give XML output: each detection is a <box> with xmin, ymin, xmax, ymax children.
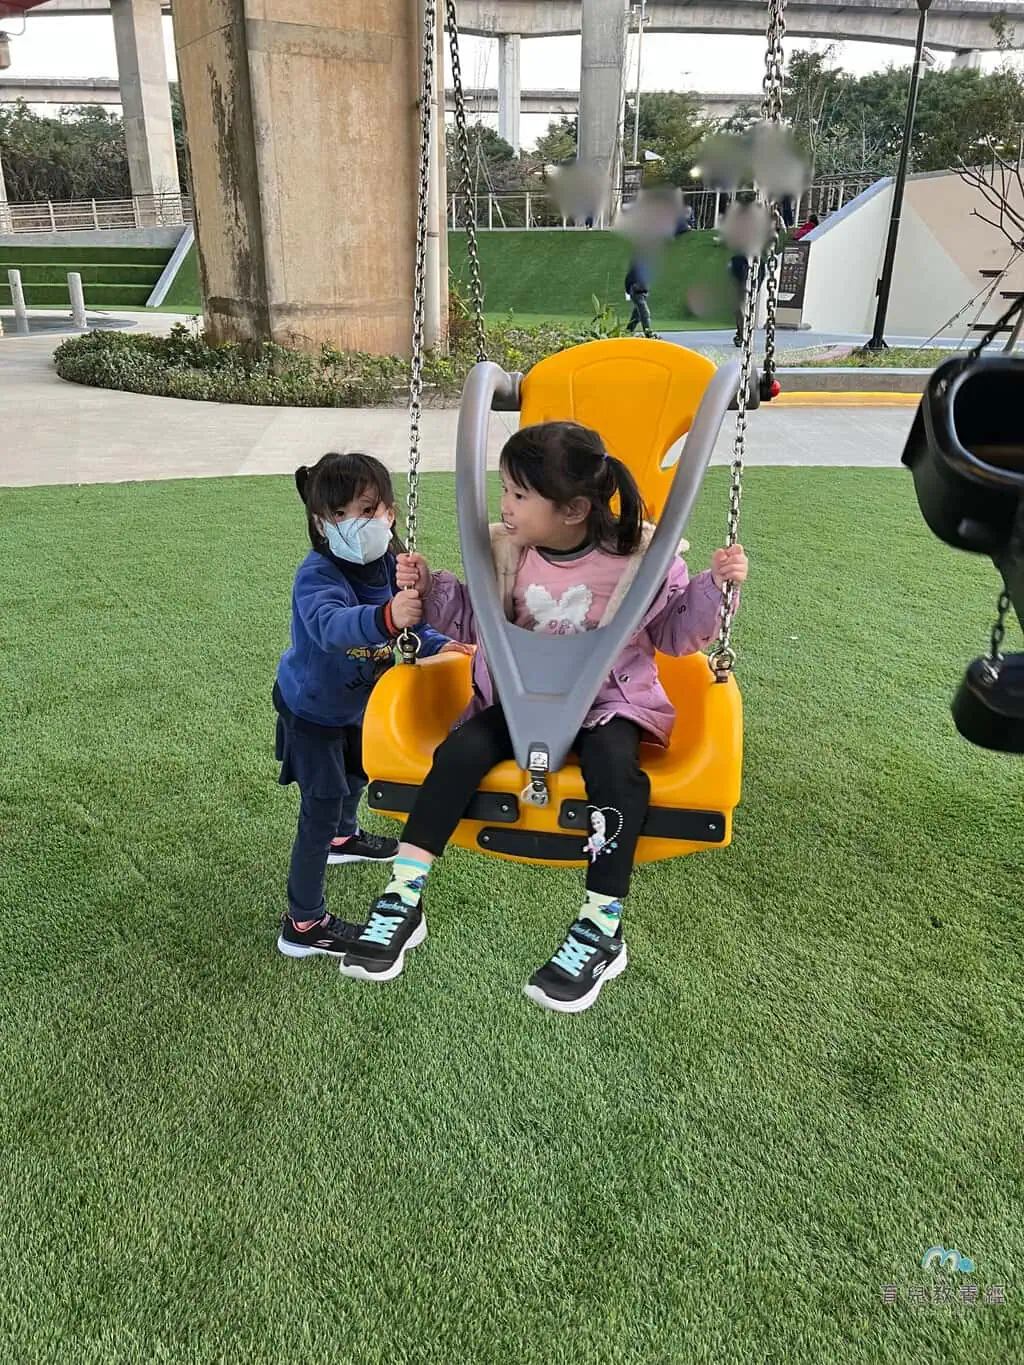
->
<box><xmin>903</xmin><ymin>352</ymin><xmax>1024</xmax><ymax>754</ymax></box>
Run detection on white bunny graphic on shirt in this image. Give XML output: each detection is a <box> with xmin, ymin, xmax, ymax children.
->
<box><xmin>524</xmin><ymin>582</ymin><xmax>594</xmax><ymax>635</ymax></box>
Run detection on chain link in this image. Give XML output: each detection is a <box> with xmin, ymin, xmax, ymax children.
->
<box><xmin>445</xmin><ymin>0</ymin><xmax>487</xmax><ymax>363</ymax></box>
<box><xmin>708</xmin><ymin>249</ymin><xmax>757</xmax><ymax>680</ymax></box>
<box><xmin>400</xmin><ymin>0</ymin><xmax>438</xmax><ymax>664</ymax></box>
<box><xmin>989</xmin><ymin>589</ymin><xmax>1012</xmax><ymax>668</ymax></box>
<box><xmin>709</xmin><ymin>0</ymin><xmax>787</xmax><ymax>679</ymax></box>
<box><xmin>759</xmin><ymin>0</ymin><xmax>786</xmax><ymax>388</ymax></box>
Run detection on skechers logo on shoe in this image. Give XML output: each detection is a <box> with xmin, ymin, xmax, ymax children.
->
<box><xmin>592</xmin><ymin>961</ymin><xmax>607</xmax><ymax>977</ymax></box>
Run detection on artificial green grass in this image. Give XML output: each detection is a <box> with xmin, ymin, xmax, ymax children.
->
<box><xmin>0</xmin><ymin>245</ymin><xmax>170</xmax><ymax>266</ymax></box>
<box><xmin>161</xmin><ymin>239</ymin><xmax>200</xmax><ymax>312</ymax></box>
<box><xmin>810</xmin><ymin>347</ymin><xmax>955</xmax><ymax>369</ymax></box>
<box><xmin>159</xmin><ymin>231</ymin><xmax>734</xmax><ymax>328</ymax></box>
<box><xmin>1</xmin><ymin>469</ymin><xmax>1022</xmax><ymax>1361</ymax></box>
<box><xmin>0</xmin><ymin>264</ymin><xmax>163</xmax><ymax>287</ymax></box>
<box><xmin>487</xmin><ymin>311</ymin><xmax>716</xmax><ymax>332</ymax></box>
<box><xmin>0</xmin><ymin>282</ymin><xmax>154</xmax><ymax>308</ymax></box>
<box><xmin>0</xmin><ymin>245</ymin><xmax>171</xmax><ymax>309</ymax></box>
<box><xmin>449</xmin><ymin>229</ymin><xmax>733</xmax><ymax>325</ymax></box>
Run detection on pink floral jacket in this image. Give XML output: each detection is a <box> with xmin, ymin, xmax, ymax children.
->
<box><xmin>423</xmin><ymin>524</ymin><xmax>728</xmax><ymax>746</ymax></box>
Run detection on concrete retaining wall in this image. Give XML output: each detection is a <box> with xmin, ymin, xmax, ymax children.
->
<box><xmin>0</xmin><ymin>228</ymin><xmax>186</xmax><ymax>249</ymax></box>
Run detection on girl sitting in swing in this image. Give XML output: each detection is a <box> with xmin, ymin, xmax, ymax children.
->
<box><xmin>339</xmin><ymin>421</ymin><xmax>748</xmax><ymax>1013</ymax></box>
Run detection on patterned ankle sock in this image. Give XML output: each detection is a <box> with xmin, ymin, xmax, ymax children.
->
<box><xmin>582</xmin><ymin>891</ymin><xmax>623</xmax><ymax>938</ymax></box>
<box><xmin>385</xmin><ymin>856</ymin><xmax>432</xmax><ymax>909</ymax></box>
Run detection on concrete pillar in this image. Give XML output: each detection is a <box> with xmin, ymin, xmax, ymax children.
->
<box><xmin>579</xmin><ymin>0</ymin><xmax>630</xmax><ymax>217</ymax></box>
<box><xmin>174</xmin><ymin>1</ymin><xmax>433</xmax><ymax>355</ymax></box>
<box><xmin>111</xmin><ymin>0</ymin><xmax>180</xmax><ymax>211</ymax></box>
<box><xmin>8</xmin><ymin>269</ymin><xmax>29</xmax><ymax>334</ymax></box>
<box><xmin>68</xmin><ymin>273</ymin><xmax>88</xmax><ymax>329</ymax></box>
<box><xmin>498</xmin><ymin>33</ymin><xmax>521</xmax><ymax>153</ymax></box>
<box><xmin>0</xmin><ymin>145</ymin><xmax>11</xmax><ymax>234</ymax></box>
<box><xmin>951</xmin><ymin>50</ymin><xmax>981</xmax><ymax>70</ymax></box>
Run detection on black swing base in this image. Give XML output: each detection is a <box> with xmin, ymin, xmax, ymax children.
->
<box><xmin>952</xmin><ymin>654</ymin><xmax>1024</xmax><ymax>753</ymax></box>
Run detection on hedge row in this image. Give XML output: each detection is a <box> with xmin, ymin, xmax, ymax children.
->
<box><xmin>53</xmin><ymin>317</ymin><xmax>622</xmax><ymax>408</ymax></box>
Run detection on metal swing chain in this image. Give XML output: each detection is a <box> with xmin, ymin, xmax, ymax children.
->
<box><xmin>986</xmin><ymin>589</ymin><xmax>1013</xmax><ymax>677</ymax></box>
<box><xmin>960</xmin><ymin>289</ymin><xmax>1024</xmax><ymax>681</ymax></box>
<box><xmin>399</xmin><ymin>0</ymin><xmax>439</xmax><ymax>664</ymax></box>
<box><xmin>445</xmin><ymin>0</ymin><xmax>487</xmax><ymax>363</ymax></box>
<box><xmin>983</xmin><ymin>505</ymin><xmax>1024</xmax><ymax>680</ymax></box>
<box><xmin>709</xmin><ymin>0</ymin><xmax>787</xmax><ymax>681</ymax></box>
<box><xmin>759</xmin><ymin>0</ymin><xmax>787</xmax><ymax>391</ymax></box>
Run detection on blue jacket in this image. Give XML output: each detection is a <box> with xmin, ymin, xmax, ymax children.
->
<box><xmin>625</xmin><ymin>257</ymin><xmax>653</xmax><ymax>294</ymax></box>
<box><xmin>276</xmin><ymin>548</ymin><xmax>449</xmax><ymax>728</ymax></box>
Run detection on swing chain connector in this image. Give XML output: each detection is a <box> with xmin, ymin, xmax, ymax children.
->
<box><xmin>521</xmin><ymin>746</ymin><xmax>551</xmax><ymax>807</ymax></box>
<box><xmin>708</xmin><ymin>643</ymin><xmax>737</xmax><ymax>682</ymax></box>
<box><xmin>397</xmin><ymin>627</ymin><xmax>422</xmax><ymax>666</ymax></box>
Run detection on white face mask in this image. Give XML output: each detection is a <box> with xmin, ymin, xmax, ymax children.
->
<box><xmin>322</xmin><ymin>514</ymin><xmax>392</xmax><ymax>565</ymax></box>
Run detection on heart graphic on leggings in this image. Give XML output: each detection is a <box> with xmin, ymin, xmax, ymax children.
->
<box><xmin>583</xmin><ymin>806</ymin><xmax>624</xmax><ymax>862</ymax></box>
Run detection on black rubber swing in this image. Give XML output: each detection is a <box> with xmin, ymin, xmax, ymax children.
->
<box><xmin>902</xmin><ymin>302</ymin><xmax>1024</xmax><ymax>753</ymax></box>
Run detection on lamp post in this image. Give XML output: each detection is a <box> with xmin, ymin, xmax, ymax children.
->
<box><xmin>864</xmin><ymin>0</ymin><xmax>933</xmax><ymax>350</ymax></box>
<box><xmin>631</xmin><ymin>0</ymin><xmax>646</xmax><ymax>164</ymax></box>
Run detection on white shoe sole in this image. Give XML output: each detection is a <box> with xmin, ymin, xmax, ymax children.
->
<box><xmin>523</xmin><ymin>944</ymin><xmax>628</xmax><ymax>1014</ymax></box>
<box><xmin>276</xmin><ymin>937</ymin><xmax>343</xmax><ymax>959</ymax></box>
<box><xmin>337</xmin><ymin>917</ymin><xmax>427</xmax><ymax>983</ymax></box>
<box><xmin>326</xmin><ymin>851</ymin><xmax>395</xmax><ymax>865</ymax></box>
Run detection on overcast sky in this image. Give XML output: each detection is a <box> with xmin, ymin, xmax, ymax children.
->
<box><xmin>2</xmin><ymin>13</ymin><xmax>1007</xmax><ymax>149</ymax></box>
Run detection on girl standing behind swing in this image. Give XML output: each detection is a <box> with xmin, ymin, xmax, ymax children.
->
<box><xmin>339</xmin><ymin>422</ymin><xmax>748</xmax><ymax>1012</ymax></box>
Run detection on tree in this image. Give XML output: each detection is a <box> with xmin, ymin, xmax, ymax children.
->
<box><xmin>0</xmin><ymin>102</ymin><xmax>131</xmax><ymax>201</ymax></box>
<box><xmin>623</xmin><ymin>91</ymin><xmax>710</xmax><ymax>185</ymax></box>
<box><xmin>533</xmin><ymin>116</ymin><xmax>577</xmax><ymax>165</ymax></box>
<box><xmin>778</xmin><ymin>48</ymin><xmax>1024</xmax><ymax>178</ymax></box>
<box><xmin>446</xmin><ymin>122</ymin><xmax>523</xmax><ymax>195</ymax></box>
<box><xmin>958</xmin><ymin>147</ymin><xmax>1024</xmax><ymax>253</ymax></box>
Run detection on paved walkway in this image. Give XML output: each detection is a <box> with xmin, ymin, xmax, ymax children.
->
<box><xmin>0</xmin><ymin>318</ymin><xmax>917</xmax><ymax>489</ymax></box>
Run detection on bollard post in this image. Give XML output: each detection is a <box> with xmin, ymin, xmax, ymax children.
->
<box><xmin>8</xmin><ymin>268</ymin><xmax>29</xmax><ymax>335</ymax></box>
<box><xmin>68</xmin><ymin>272</ymin><xmax>88</xmax><ymax>329</ymax></box>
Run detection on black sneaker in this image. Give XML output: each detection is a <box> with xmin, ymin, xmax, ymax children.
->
<box><xmin>277</xmin><ymin>912</ymin><xmax>363</xmax><ymax>960</ymax></box>
<box><xmin>327</xmin><ymin>830</ymin><xmax>399</xmax><ymax>865</ymax></box>
<box><xmin>524</xmin><ymin>917</ymin><xmax>628</xmax><ymax>1014</ymax></box>
<box><xmin>338</xmin><ymin>891</ymin><xmax>427</xmax><ymax>983</ymax></box>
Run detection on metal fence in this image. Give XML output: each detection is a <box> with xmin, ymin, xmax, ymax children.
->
<box><xmin>0</xmin><ymin>193</ymin><xmax>193</xmax><ymax>234</ymax></box>
<box><xmin>448</xmin><ymin>178</ymin><xmax>879</xmax><ymax>231</ymax></box>
<box><xmin>0</xmin><ymin>179</ymin><xmax>875</xmax><ymax>238</ymax></box>
<box><xmin>801</xmin><ymin>174</ymin><xmax>880</xmax><ymax>220</ymax></box>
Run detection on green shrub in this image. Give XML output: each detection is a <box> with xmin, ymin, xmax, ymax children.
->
<box><xmin>52</xmin><ymin>317</ymin><xmax>626</xmax><ymax>408</ymax></box>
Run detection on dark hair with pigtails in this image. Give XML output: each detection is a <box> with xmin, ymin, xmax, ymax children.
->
<box><xmin>499</xmin><ymin>421</ymin><xmax>645</xmax><ymax>555</ymax></box>
<box><xmin>293</xmin><ymin>452</ymin><xmax>400</xmax><ymax>552</ymax></box>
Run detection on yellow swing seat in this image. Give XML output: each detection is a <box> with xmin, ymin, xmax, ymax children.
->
<box><xmin>364</xmin><ymin>338</ymin><xmax>744</xmax><ymax>866</ymax></box>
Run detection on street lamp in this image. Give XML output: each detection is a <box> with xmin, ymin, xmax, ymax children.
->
<box><xmin>865</xmin><ymin>0</ymin><xmax>934</xmax><ymax>351</ymax></box>
<box><xmin>631</xmin><ymin>0</ymin><xmax>646</xmax><ymax>165</ymax></box>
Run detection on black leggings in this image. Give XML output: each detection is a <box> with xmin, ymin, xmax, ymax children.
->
<box><xmin>402</xmin><ymin>706</ymin><xmax>651</xmax><ymax>899</ymax></box>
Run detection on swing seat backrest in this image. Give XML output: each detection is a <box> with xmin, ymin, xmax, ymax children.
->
<box><xmin>518</xmin><ymin>339</ymin><xmax>717</xmax><ymax>518</ymax></box>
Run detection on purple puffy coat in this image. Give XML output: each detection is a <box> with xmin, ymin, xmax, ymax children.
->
<box><xmin>422</xmin><ymin>523</ymin><xmax>729</xmax><ymax>746</ymax></box>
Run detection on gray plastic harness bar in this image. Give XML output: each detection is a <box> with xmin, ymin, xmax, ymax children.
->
<box><xmin>454</xmin><ymin>358</ymin><xmax>741</xmax><ymax>776</ymax></box>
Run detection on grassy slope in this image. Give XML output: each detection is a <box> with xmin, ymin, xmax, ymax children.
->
<box><xmin>160</xmin><ymin>231</ymin><xmax>733</xmax><ymax>329</ymax></box>
<box><xmin>0</xmin><ymin>469</ymin><xmax>1021</xmax><ymax>1362</ymax></box>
